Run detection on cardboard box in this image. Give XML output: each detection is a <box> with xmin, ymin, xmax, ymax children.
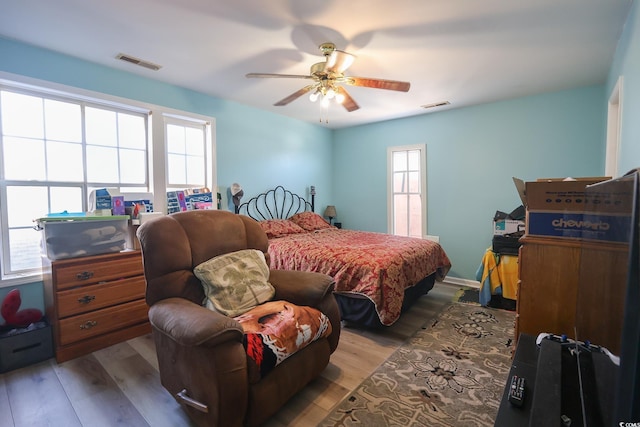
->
<box><xmin>0</xmin><ymin>320</ymin><xmax>53</xmax><ymax>373</ymax></box>
<box><xmin>89</xmin><ymin>188</ymin><xmax>121</xmax><ymax>211</ymax></box>
<box><xmin>112</xmin><ymin>196</ymin><xmax>125</xmax><ymax>215</ymax></box>
<box><xmin>580</xmin><ymin>177</ymin><xmax>635</xmax><ymax>243</ymax></box>
<box><xmin>185</xmin><ymin>192</ymin><xmax>213</xmax><ymax>210</ymax></box>
<box><xmin>512</xmin><ymin>176</ymin><xmax>623</xmax><ymax>240</ymax></box>
<box><xmin>167</xmin><ymin>191</ymin><xmax>188</xmax><ymax>214</ymax></box>
<box><xmin>125</xmin><ymin>200</ymin><xmax>154</xmax><ymax>219</ymax></box>
<box><xmin>493</xmin><ymin>219</ymin><xmax>525</xmax><ymax>236</ymax></box>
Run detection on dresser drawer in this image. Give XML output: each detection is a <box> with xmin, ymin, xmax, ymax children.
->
<box><xmin>57</xmin><ymin>276</ymin><xmax>146</xmax><ymax>318</ymax></box>
<box><xmin>54</xmin><ymin>252</ymin><xmax>143</xmax><ymax>290</ymax></box>
<box><xmin>58</xmin><ymin>299</ymin><xmax>149</xmax><ymax>346</ymax></box>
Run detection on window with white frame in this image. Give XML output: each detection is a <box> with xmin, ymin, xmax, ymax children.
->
<box><xmin>387</xmin><ymin>144</ymin><xmax>427</xmax><ymax>238</ymax></box>
<box><xmin>165</xmin><ymin>118</ymin><xmax>207</xmax><ymax>190</ymax></box>
<box><xmin>0</xmin><ymin>79</ymin><xmax>215</xmax><ymax>283</ymax></box>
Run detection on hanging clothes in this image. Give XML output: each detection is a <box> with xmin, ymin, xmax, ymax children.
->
<box><xmin>475</xmin><ymin>248</ymin><xmax>519</xmax><ymax>306</ymax></box>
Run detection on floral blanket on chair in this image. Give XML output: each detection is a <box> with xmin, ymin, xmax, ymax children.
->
<box><xmin>234</xmin><ymin>300</ymin><xmax>332</xmax><ymax>377</ymax></box>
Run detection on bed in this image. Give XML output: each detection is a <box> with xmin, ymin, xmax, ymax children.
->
<box><xmin>238</xmin><ymin>186</ymin><xmax>452</xmax><ymax>327</ymax></box>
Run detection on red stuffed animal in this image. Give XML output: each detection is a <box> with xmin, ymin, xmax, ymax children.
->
<box><xmin>1</xmin><ymin>289</ymin><xmax>43</xmax><ymax>327</ymax></box>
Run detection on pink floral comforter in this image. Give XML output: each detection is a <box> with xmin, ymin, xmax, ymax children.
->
<box><xmin>267</xmin><ymin>229</ymin><xmax>452</xmax><ymax>325</ymax></box>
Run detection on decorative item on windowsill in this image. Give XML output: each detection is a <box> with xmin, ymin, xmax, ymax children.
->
<box><xmin>324</xmin><ymin>205</ymin><xmax>337</xmax><ymax>225</ymax></box>
<box><xmin>230</xmin><ymin>183</ymin><xmax>244</xmax><ymax>214</ymax></box>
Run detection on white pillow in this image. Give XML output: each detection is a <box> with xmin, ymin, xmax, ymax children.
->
<box><xmin>194</xmin><ymin>249</ymin><xmax>275</xmax><ymax>317</ymax></box>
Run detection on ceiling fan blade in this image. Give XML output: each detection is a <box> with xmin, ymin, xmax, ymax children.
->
<box><xmin>246</xmin><ymin>73</ymin><xmax>314</xmax><ymax>80</ymax></box>
<box><xmin>324</xmin><ymin>50</ymin><xmax>356</xmax><ymax>74</ymax></box>
<box><xmin>346</xmin><ymin>77</ymin><xmax>410</xmax><ymax>92</ymax></box>
<box><xmin>336</xmin><ymin>86</ymin><xmax>359</xmax><ymax>112</ymax></box>
<box><xmin>274</xmin><ymin>85</ymin><xmax>316</xmax><ymax>106</ymax></box>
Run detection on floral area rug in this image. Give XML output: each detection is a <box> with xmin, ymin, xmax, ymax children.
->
<box><xmin>319</xmin><ymin>303</ymin><xmax>515</xmax><ymax>427</ymax></box>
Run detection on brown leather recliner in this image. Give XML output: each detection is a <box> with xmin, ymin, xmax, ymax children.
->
<box><xmin>137</xmin><ymin>210</ymin><xmax>341</xmax><ymax>427</ymax></box>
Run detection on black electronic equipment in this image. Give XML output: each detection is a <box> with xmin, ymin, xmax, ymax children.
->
<box><xmin>589</xmin><ymin>170</ymin><xmax>640</xmax><ymax>423</ymax></box>
<box><xmin>508</xmin><ymin>375</ymin><xmax>526</xmax><ymax>407</ymax></box>
<box><xmin>492</xmin><ymin>232</ymin><xmax>523</xmax><ymax>255</ymax></box>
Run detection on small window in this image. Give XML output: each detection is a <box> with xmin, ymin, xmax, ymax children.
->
<box><xmin>165</xmin><ymin>117</ymin><xmax>208</xmax><ymax>190</ymax></box>
<box><xmin>387</xmin><ymin>144</ymin><xmax>427</xmax><ymax>238</ymax></box>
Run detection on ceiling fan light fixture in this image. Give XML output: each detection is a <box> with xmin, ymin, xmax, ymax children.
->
<box><xmin>246</xmin><ymin>41</ymin><xmax>410</xmax><ymax>116</ymax></box>
<box><xmin>325</xmin><ymin>50</ymin><xmax>356</xmax><ymax>73</ymax></box>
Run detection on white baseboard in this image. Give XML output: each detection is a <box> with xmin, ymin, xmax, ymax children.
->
<box><xmin>442</xmin><ymin>276</ymin><xmax>481</xmax><ymax>289</ymax></box>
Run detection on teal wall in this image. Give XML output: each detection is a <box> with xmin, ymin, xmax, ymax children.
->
<box><xmin>7</xmin><ymin>13</ymin><xmax>640</xmax><ymax>303</ymax></box>
<box><xmin>608</xmin><ymin>0</ymin><xmax>640</xmax><ymax>175</ymax></box>
<box><xmin>332</xmin><ymin>86</ymin><xmax>606</xmax><ymax>280</ymax></box>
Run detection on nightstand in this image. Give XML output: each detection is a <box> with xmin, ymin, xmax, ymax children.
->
<box><xmin>42</xmin><ymin>251</ymin><xmax>151</xmax><ymax>362</ymax></box>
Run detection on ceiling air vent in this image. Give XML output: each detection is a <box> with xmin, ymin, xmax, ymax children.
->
<box><xmin>115</xmin><ymin>53</ymin><xmax>162</xmax><ymax>71</ymax></box>
<box><xmin>421</xmin><ymin>101</ymin><xmax>450</xmax><ymax>109</ymax></box>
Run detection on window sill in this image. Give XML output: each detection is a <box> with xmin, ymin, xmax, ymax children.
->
<box><xmin>1</xmin><ymin>272</ymin><xmax>44</xmax><ymax>288</ymax></box>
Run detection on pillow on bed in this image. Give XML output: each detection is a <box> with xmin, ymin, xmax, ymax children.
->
<box><xmin>259</xmin><ymin>219</ymin><xmax>307</xmax><ymax>238</ymax></box>
<box><xmin>194</xmin><ymin>249</ymin><xmax>275</xmax><ymax>317</ymax></box>
<box><xmin>289</xmin><ymin>211</ymin><xmax>333</xmax><ymax>231</ymax></box>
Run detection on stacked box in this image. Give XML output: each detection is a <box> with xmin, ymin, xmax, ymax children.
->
<box><xmin>186</xmin><ymin>192</ymin><xmax>213</xmax><ymax>210</ymax></box>
<box><xmin>0</xmin><ymin>320</ymin><xmax>53</xmax><ymax>373</ymax></box>
<box><xmin>493</xmin><ymin>219</ymin><xmax>525</xmax><ymax>236</ymax></box>
<box><xmin>167</xmin><ymin>191</ymin><xmax>188</xmax><ymax>214</ymax></box>
<box><xmin>580</xmin><ymin>177</ymin><xmax>635</xmax><ymax>243</ymax></box>
<box><xmin>88</xmin><ymin>188</ymin><xmax>123</xmax><ymax>213</ymax></box>
<box><xmin>517</xmin><ymin>177</ymin><xmax>632</xmax><ymax>241</ymax></box>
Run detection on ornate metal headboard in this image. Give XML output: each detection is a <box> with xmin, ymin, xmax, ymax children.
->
<box><xmin>237</xmin><ymin>186</ymin><xmax>314</xmax><ymax>221</ymax></box>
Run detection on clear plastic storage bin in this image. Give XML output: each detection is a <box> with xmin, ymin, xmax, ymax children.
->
<box><xmin>36</xmin><ymin>215</ymin><xmax>128</xmax><ymax>260</ymax></box>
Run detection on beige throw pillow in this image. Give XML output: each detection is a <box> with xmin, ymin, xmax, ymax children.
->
<box><xmin>194</xmin><ymin>249</ymin><xmax>275</xmax><ymax>317</ymax></box>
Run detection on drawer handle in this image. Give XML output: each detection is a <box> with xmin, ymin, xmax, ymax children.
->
<box><xmin>78</xmin><ymin>295</ymin><xmax>96</xmax><ymax>304</ymax></box>
<box><xmin>76</xmin><ymin>271</ymin><xmax>94</xmax><ymax>281</ymax></box>
<box><xmin>80</xmin><ymin>320</ymin><xmax>97</xmax><ymax>330</ymax></box>
<box><xmin>176</xmin><ymin>389</ymin><xmax>209</xmax><ymax>413</ymax></box>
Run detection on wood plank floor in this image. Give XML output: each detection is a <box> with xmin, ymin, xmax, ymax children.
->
<box><xmin>0</xmin><ymin>283</ymin><xmax>461</xmax><ymax>427</ymax></box>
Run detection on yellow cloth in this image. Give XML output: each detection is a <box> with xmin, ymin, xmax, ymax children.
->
<box><xmin>477</xmin><ymin>249</ymin><xmax>518</xmax><ymax>302</ymax></box>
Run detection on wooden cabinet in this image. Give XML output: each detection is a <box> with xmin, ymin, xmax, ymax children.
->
<box><xmin>43</xmin><ymin>251</ymin><xmax>151</xmax><ymax>362</ymax></box>
<box><xmin>516</xmin><ymin>237</ymin><xmax>581</xmax><ymax>341</ymax></box>
<box><xmin>516</xmin><ymin>236</ymin><xmax>628</xmax><ymax>354</ymax></box>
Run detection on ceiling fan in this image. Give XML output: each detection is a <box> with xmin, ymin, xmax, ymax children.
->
<box><xmin>246</xmin><ymin>42</ymin><xmax>410</xmax><ymax>112</ymax></box>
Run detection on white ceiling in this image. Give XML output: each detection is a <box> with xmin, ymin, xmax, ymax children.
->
<box><xmin>0</xmin><ymin>0</ymin><xmax>633</xmax><ymax>129</ymax></box>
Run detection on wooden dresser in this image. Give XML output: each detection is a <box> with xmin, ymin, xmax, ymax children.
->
<box><xmin>516</xmin><ymin>236</ymin><xmax>628</xmax><ymax>354</ymax></box>
<box><xmin>42</xmin><ymin>250</ymin><xmax>151</xmax><ymax>362</ymax></box>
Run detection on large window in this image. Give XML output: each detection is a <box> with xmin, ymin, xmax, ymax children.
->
<box><xmin>0</xmin><ymin>79</ymin><xmax>215</xmax><ymax>284</ymax></box>
<box><xmin>387</xmin><ymin>144</ymin><xmax>427</xmax><ymax>238</ymax></box>
<box><xmin>0</xmin><ymin>89</ymin><xmax>149</xmax><ymax>277</ymax></box>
